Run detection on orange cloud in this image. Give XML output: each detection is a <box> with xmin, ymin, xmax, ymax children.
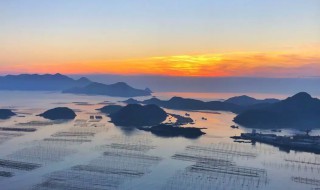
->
<box><xmin>1</xmin><ymin>50</ymin><xmax>319</xmax><ymax>77</ymax></box>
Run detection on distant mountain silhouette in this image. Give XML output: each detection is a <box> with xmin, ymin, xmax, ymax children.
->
<box><xmin>76</xmin><ymin>74</ymin><xmax>320</xmax><ymax>95</ymax></box>
<box><xmin>225</xmin><ymin>95</ymin><xmax>279</xmax><ymax>106</ymax></box>
<box><xmin>234</xmin><ymin>92</ymin><xmax>320</xmax><ymax>129</ymax></box>
<box><xmin>0</xmin><ymin>73</ymin><xmax>151</xmax><ymax>97</ymax></box>
<box><xmin>0</xmin><ymin>73</ymin><xmax>91</xmax><ymax>91</ymax></box>
<box><xmin>127</xmin><ymin>97</ymin><xmax>243</xmax><ymax>113</ymax></box>
<box><xmin>38</xmin><ymin>107</ymin><xmax>76</xmax><ymax>120</ymax></box>
<box><xmin>123</xmin><ymin>98</ymin><xmax>140</xmax><ymax>104</ymax></box>
<box><xmin>97</xmin><ymin>105</ymin><xmax>123</xmax><ymax>114</ymax></box>
<box><xmin>109</xmin><ymin>104</ymin><xmax>167</xmax><ymax>127</ymax></box>
<box><xmin>0</xmin><ymin>109</ymin><xmax>16</xmax><ymax>119</ymax></box>
<box><xmin>144</xmin><ymin>88</ymin><xmax>153</xmax><ymax>93</ymax></box>
<box><xmin>63</xmin><ymin>82</ymin><xmax>151</xmax><ymax>97</ymax></box>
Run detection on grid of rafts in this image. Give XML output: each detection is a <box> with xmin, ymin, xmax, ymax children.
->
<box><xmin>291</xmin><ymin>176</ymin><xmax>320</xmax><ymax>187</ymax></box>
<box><xmin>18</xmin><ymin>121</ymin><xmax>62</xmax><ymax>126</ymax></box>
<box><xmin>0</xmin><ymin>158</ymin><xmax>41</xmax><ymax>180</ymax></box>
<box><xmin>164</xmin><ymin>143</ymin><xmax>268</xmax><ymax>190</ymax></box>
<box><xmin>7</xmin><ymin>119</ymin><xmax>107</xmax><ymax>164</ymax></box>
<box><xmin>284</xmin><ymin>155</ymin><xmax>320</xmax><ymax>173</ymax></box>
<box><xmin>33</xmin><ymin>135</ymin><xmax>162</xmax><ymax>190</ymax></box>
<box><xmin>0</xmin><ymin>132</ymin><xmax>23</xmax><ymax>144</ymax></box>
<box><xmin>0</xmin><ymin>119</ymin><xmax>63</xmax><ymax>145</ymax></box>
<box><xmin>42</xmin><ymin>118</ymin><xmax>107</xmax><ymax>145</ymax></box>
<box><xmin>1</xmin><ymin>119</ymin><xmax>107</xmax><ymax>181</ymax></box>
<box><xmin>262</xmin><ymin>154</ymin><xmax>320</xmax><ymax>173</ymax></box>
<box><xmin>7</xmin><ymin>142</ymin><xmax>77</xmax><ymax>164</ymax></box>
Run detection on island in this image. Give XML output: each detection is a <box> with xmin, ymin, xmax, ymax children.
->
<box><xmin>38</xmin><ymin>107</ymin><xmax>77</xmax><ymax>120</ymax></box>
<box><xmin>97</xmin><ymin>105</ymin><xmax>123</xmax><ymax>114</ymax></box>
<box><xmin>168</xmin><ymin>113</ymin><xmax>194</xmax><ymax>125</ymax></box>
<box><xmin>0</xmin><ymin>73</ymin><xmax>91</xmax><ymax>91</ymax></box>
<box><xmin>63</xmin><ymin>82</ymin><xmax>152</xmax><ymax>97</ymax></box>
<box><xmin>225</xmin><ymin>95</ymin><xmax>279</xmax><ymax>106</ymax></box>
<box><xmin>234</xmin><ymin>92</ymin><xmax>320</xmax><ymax>129</ymax></box>
<box><xmin>122</xmin><ymin>98</ymin><xmax>140</xmax><ymax>104</ymax></box>
<box><xmin>0</xmin><ymin>109</ymin><xmax>16</xmax><ymax>119</ymax></box>
<box><xmin>0</xmin><ymin>73</ymin><xmax>152</xmax><ymax>98</ymax></box>
<box><xmin>109</xmin><ymin>104</ymin><xmax>167</xmax><ymax>127</ymax></box>
<box><xmin>122</xmin><ymin>95</ymin><xmax>280</xmax><ymax>113</ymax></box>
<box><xmin>124</xmin><ymin>97</ymin><xmax>243</xmax><ymax>113</ymax></box>
<box><xmin>140</xmin><ymin>124</ymin><xmax>205</xmax><ymax>139</ymax></box>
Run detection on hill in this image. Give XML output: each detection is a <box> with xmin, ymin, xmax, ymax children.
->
<box><xmin>63</xmin><ymin>82</ymin><xmax>151</xmax><ymax>97</ymax></box>
<box><xmin>97</xmin><ymin>105</ymin><xmax>123</xmax><ymax>114</ymax></box>
<box><xmin>0</xmin><ymin>73</ymin><xmax>91</xmax><ymax>91</ymax></box>
<box><xmin>234</xmin><ymin>92</ymin><xmax>320</xmax><ymax>129</ymax></box>
<box><xmin>137</xmin><ymin>97</ymin><xmax>243</xmax><ymax>113</ymax></box>
<box><xmin>109</xmin><ymin>104</ymin><xmax>167</xmax><ymax>127</ymax></box>
<box><xmin>0</xmin><ymin>109</ymin><xmax>16</xmax><ymax>119</ymax></box>
<box><xmin>38</xmin><ymin>107</ymin><xmax>77</xmax><ymax>120</ymax></box>
<box><xmin>225</xmin><ymin>95</ymin><xmax>279</xmax><ymax>106</ymax></box>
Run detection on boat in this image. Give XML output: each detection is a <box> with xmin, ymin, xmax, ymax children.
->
<box><xmin>230</xmin><ymin>125</ymin><xmax>239</xmax><ymax>129</ymax></box>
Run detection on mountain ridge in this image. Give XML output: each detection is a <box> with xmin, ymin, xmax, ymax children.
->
<box><xmin>234</xmin><ymin>92</ymin><xmax>320</xmax><ymax>129</ymax></box>
<box><xmin>0</xmin><ymin>73</ymin><xmax>152</xmax><ymax>97</ymax></box>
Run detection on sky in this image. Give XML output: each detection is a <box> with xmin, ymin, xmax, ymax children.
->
<box><xmin>0</xmin><ymin>0</ymin><xmax>319</xmax><ymax>77</ymax></box>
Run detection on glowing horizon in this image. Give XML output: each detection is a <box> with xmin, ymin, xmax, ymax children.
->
<box><xmin>1</xmin><ymin>47</ymin><xmax>319</xmax><ymax>78</ymax></box>
<box><xmin>1</xmin><ymin>0</ymin><xmax>319</xmax><ymax>77</ymax></box>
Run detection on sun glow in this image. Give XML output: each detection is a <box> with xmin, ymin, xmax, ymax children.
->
<box><xmin>1</xmin><ymin>47</ymin><xmax>319</xmax><ymax>77</ymax></box>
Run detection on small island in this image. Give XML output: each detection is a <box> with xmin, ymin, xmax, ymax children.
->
<box><xmin>107</xmin><ymin>104</ymin><xmax>205</xmax><ymax>138</ymax></box>
<box><xmin>63</xmin><ymin>82</ymin><xmax>151</xmax><ymax>97</ymax></box>
<box><xmin>140</xmin><ymin>124</ymin><xmax>205</xmax><ymax>139</ymax></box>
<box><xmin>0</xmin><ymin>109</ymin><xmax>16</xmax><ymax>119</ymax></box>
<box><xmin>97</xmin><ymin>105</ymin><xmax>123</xmax><ymax>114</ymax></box>
<box><xmin>109</xmin><ymin>104</ymin><xmax>167</xmax><ymax>127</ymax></box>
<box><xmin>38</xmin><ymin>107</ymin><xmax>76</xmax><ymax>120</ymax></box>
<box><xmin>168</xmin><ymin>113</ymin><xmax>194</xmax><ymax>125</ymax></box>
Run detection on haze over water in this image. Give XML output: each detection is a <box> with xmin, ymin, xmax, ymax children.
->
<box><xmin>0</xmin><ymin>91</ymin><xmax>319</xmax><ymax>190</ymax></box>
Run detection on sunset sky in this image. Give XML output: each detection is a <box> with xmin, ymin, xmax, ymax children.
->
<box><xmin>1</xmin><ymin>0</ymin><xmax>319</xmax><ymax>77</ymax></box>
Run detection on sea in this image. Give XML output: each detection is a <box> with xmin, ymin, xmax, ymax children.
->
<box><xmin>0</xmin><ymin>91</ymin><xmax>319</xmax><ymax>190</ymax></box>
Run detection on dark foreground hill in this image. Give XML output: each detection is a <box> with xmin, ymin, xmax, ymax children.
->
<box><xmin>63</xmin><ymin>82</ymin><xmax>151</xmax><ymax>97</ymax></box>
<box><xmin>0</xmin><ymin>109</ymin><xmax>16</xmax><ymax>119</ymax></box>
<box><xmin>234</xmin><ymin>92</ymin><xmax>320</xmax><ymax>129</ymax></box>
<box><xmin>109</xmin><ymin>104</ymin><xmax>167</xmax><ymax>127</ymax></box>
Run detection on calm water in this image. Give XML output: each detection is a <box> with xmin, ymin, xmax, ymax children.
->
<box><xmin>0</xmin><ymin>91</ymin><xmax>319</xmax><ymax>190</ymax></box>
